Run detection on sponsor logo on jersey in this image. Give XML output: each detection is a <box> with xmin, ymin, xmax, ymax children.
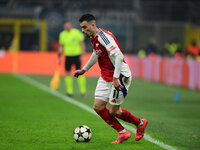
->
<box><xmin>96</xmin><ymin>43</ymin><xmax>99</xmax><ymax>47</ymax></box>
<box><xmin>95</xmin><ymin>49</ymin><xmax>102</xmax><ymax>57</ymax></box>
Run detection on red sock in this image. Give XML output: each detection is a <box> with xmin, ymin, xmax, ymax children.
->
<box><xmin>96</xmin><ymin>107</ymin><xmax>124</xmax><ymax>132</ymax></box>
<box><xmin>117</xmin><ymin>108</ymin><xmax>140</xmax><ymax>126</ymax></box>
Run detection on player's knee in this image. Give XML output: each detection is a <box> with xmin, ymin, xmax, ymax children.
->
<box><xmin>108</xmin><ymin>109</ymin><xmax>117</xmax><ymax>116</ymax></box>
<box><xmin>109</xmin><ymin>109</ymin><xmax>121</xmax><ymax>117</ymax></box>
<box><xmin>93</xmin><ymin>104</ymin><xmax>103</xmax><ymax>112</ymax></box>
<box><xmin>109</xmin><ymin>109</ymin><xmax>115</xmax><ymax>116</ymax></box>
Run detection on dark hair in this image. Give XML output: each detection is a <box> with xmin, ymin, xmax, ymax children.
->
<box><xmin>64</xmin><ymin>20</ymin><xmax>71</xmax><ymax>23</ymax></box>
<box><xmin>79</xmin><ymin>14</ymin><xmax>96</xmax><ymax>23</ymax></box>
<box><xmin>63</xmin><ymin>20</ymin><xmax>72</xmax><ymax>25</ymax></box>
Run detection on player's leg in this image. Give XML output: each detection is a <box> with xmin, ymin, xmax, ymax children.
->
<box><xmin>94</xmin><ymin>77</ymin><xmax>127</xmax><ymax>143</ymax></box>
<box><xmin>93</xmin><ymin>99</ymin><xmax>124</xmax><ymax>133</ymax></box>
<box><xmin>65</xmin><ymin>56</ymin><xmax>73</xmax><ymax>96</ymax></box>
<box><xmin>109</xmin><ymin>76</ymin><xmax>140</xmax><ymax>125</ymax></box>
<box><xmin>75</xmin><ymin>55</ymin><xmax>86</xmax><ymax>96</ymax></box>
<box><xmin>112</xmin><ymin>105</ymin><xmax>141</xmax><ymax>126</ymax></box>
<box><xmin>108</xmin><ymin>104</ymin><xmax>131</xmax><ymax>143</ymax></box>
<box><xmin>77</xmin><ymin>75</ymin><xmax>86</xmax><ymax>96</ymax></box>
<box><xmin>112</xmin><ymin>105</ymin><xmax>148</xmax><ymax>141</ymax></box>
<box><xmin>109</xmin><ymin>76</ymin><xmax>141</xmax><ymax>126</ymax></box>
<box><xmin>94</xmin><ymin>77</ymin><xmax>124</xmax><ymax>133</ymax></box>
<box><xmin>109</xmin><ymin>76</ymin><xmax>148</xmax><ymax>141</ymax></box>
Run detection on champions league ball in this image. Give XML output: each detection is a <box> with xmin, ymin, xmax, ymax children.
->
<box><xmin>73</xmin><ymin>125</ymin><xmax>92</xmax><ymax>142</ymax></box>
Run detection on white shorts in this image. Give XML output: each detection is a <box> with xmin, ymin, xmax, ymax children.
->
<box><xmin>95</xmin><ymin>75</ymin><xmax>132</xmax><ymax>105</ymax></box>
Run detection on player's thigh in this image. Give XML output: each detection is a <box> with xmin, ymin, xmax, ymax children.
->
<box><xmin>74</xmin><ymin>56</ymin><xmax>81</xmax><ymax>70</ymax></box>
<box><xmin>95</xmin><ymin>77</ymin><xmax>112</xmax><ymax>102</ymax></box>
<box><xmin>65</xmin><ymin>56</ymin><xmax>73</xmax><ymax>72</ymax></box>
<box><xmin>109</xmin><ymin>76</ymin><xmax>132</xmax><ymax>106</ymax></box>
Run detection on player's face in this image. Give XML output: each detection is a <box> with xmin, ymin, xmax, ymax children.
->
<box><xmin>64</xmin><ymin>22</ymin><xmax>72</xmax><ymax>31</ymax></box>
<box><xmin>80</xmin><ymin>21</ymin><xmax>95</xmax><ymax>38</ymax></box>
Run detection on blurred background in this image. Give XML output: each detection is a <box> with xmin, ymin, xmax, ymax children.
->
<box><xmin>0</xmin><ymin>0</ymin><xmax>200</xmax><ymax>91</ymax></box>
<box><xmin>0</xmin><ymin>0</ymin><xmax>200</xmax><ymax>56</ymax></box>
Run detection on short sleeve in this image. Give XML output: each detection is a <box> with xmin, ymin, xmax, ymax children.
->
<box><xmin>98</xmin><ymin>33</ymin><xmax>121</xmax><ymax>56</ymax></box>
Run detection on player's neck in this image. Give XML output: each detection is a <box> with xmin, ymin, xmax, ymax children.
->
<box><xmin>66</xmin><ymin>28</ymin><xmax>72</xmax><ymax>32</ymax></box>
<box><xmin>91</xmin><ymin>27</ymin><xmax>99</xmax><ymax>39</ymax></box>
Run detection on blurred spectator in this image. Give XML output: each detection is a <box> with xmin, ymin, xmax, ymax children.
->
<box><xmin>197</xmin><ymin>52</ymin><xmax>200</xmax><ymax>62</ymax></box>
<box><xmin>137</xmin><ymin>49</ymin><xmax>146</xmax><ymax>58</ymax></box>
<box><xmin>174</xmin><ymin>50</ymin><xmax>183</xmax><ymax>59</ymax></box>
<box><xmin>146</xmin><ymin>38</ymin><xmax>157</xmax><ymax>58</ymax></box>
<box><xmin>187</xmin><ymin>40</ymin><xmax>199</xmax><ymax>59</ymax></box>
<box><xmin>164</xmin><ymin>39</ymin><xmax>181</xmax><ymax>57</ymax></box>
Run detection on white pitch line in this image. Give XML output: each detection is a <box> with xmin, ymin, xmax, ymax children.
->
<box><xmin>14</xmin><ymin>74</ymin><xmax>177</xmax><ymax>150</ymax></box>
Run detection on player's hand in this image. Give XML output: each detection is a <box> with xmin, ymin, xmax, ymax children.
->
<box><xmin>73</xmin><ymin>69</ymin><xmax>85</xmax><ymax>78</ymax></box>
<box><xmin>113</xmin><ymin>77</ymin><xmax>124</xmax><ymax>91</ymax></box>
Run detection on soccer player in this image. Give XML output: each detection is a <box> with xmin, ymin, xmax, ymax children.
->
<box><xmin>58</xmin><ymin>21</ymin><xmax>86</xmax><ymax>97</ymax></box>
<box><xmin>73</xmin><ymin>14</ymin><xmax>148</xmax><ymax>143</ymax></box>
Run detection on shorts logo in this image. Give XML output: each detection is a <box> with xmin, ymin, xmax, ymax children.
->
<box><xmin>111</xmin><ymin>99</ymin><xmax>116</xmax><ymax>103</ymax></box>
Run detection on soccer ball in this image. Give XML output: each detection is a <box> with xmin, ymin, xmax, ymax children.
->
<box><xmin>73</xmin><ymin>125</ymin><xmax>92</xmax><ymax>142</ymax></box>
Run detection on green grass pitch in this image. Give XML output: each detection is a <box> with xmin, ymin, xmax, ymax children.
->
<box><xmin>0</xmin><ymin>74</ymin><xmax>200</xmax><ymax>150</ymax></box>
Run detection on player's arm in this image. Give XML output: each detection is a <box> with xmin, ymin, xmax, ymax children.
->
<box><xmin>80</xmin><ymin>41</ymin><xmax>86</xmax><ymax>61</ymax></box>
<box><xmin>113</xmin><ymin>52</ymin><xmax>124</xmax><ymax>90</ymax></box>
<box><xmin>58</xmin><ymin>32</ymin><xmax>64</xmax><ymax>64</ymax></box>
<box><xmin>74</xmin><ymin>50</ymin><xmax>97</xmax><ymax>78</ymax></box>
<box><xmin>98</xmin><ymin>33</ymin><xmax>124</xmax><ymax>90</ymax></box>
<box><xmin>82</xmin><ymin>50</ymin><xmax>97</xmax><ymax>71</ymax></box>
<box><xmin>58</xmin><ymin>44</ymin><xmax>63</xmax><ymax>64</ymax></box>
